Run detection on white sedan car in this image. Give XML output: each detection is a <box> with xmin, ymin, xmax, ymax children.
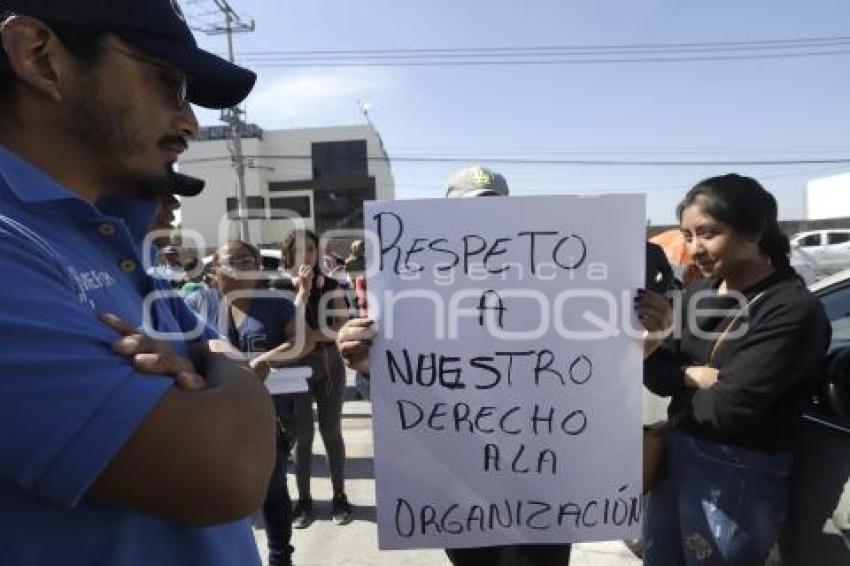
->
<box><xmin>792</xmin><ymin>229</ymin><xmax>850</xmax><ymax>277</ymax></box>
<box><xmin>790</xmin><ymin>243</ymin><xmax>818</xmax><ymax>285</ymax></box>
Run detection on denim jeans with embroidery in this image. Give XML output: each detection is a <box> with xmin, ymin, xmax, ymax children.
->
<box><xmin>643</xmin><ymin>430</ymin><xmax>792</xmax><ymax>566</ymax></box>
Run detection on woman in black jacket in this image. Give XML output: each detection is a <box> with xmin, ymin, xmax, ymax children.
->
<box><xmin>278</xmin><ymin>229</ymin><xmax>353</xmax><ymax>528</ymax></box>
<box><xmin>635</xmin><ymin>174</ymin><xmax>830</xmax><ymax>565</ymax></box>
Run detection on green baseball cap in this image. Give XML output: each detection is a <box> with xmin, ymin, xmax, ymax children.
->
<box><xmin>445</xmin><ymin>166</ymin><xmax>510</xmax><ymax>198</ymax></box>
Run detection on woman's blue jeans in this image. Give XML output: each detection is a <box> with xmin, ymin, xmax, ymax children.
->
<box><xmin>643</xmin><ymin>431</ymin><xmax>792</xmax><ymax>565</ymax></box>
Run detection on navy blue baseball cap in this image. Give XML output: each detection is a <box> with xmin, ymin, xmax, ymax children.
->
<box><xmin>0</xmin><ymin>0</ymin><xmax>257</xmax><ymax>109</ymax></box>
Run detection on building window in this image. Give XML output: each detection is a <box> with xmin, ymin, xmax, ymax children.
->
<box><xmin>312</xmin><ymin>140</ymin><xmax>368</xmax><ymax>179</ymax></box>
<box><xmin>313</xmin><ymin>182</ymin><xmax>376</xmax><ymax>234</ymax></box>
<box><xmin>196</xmin><ymin>123</ymin><xmax>263</xmax><ymax>141</ymax></box>
<box><xmin>270</xmin><ymin>196</ymin><xmax>312</xmax><ymax>220</ymax></box>
<box><xmin>226</xmin><ymin>196</ymin><xmax>266</xmax><ymax>219</ymax></box>
<box><xmin>269</xmin><ymin>181</ymin><xmax>313</xmax><ymax>192</ymax></box>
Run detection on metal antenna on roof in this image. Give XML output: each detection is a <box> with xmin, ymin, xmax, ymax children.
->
<box><xmin>357</xmin><ymin>99</ymin><xmax>395</xmax><ymax>195</ymax></box>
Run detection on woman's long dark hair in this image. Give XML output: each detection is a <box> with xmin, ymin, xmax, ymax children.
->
<box><xmin>281</xmin><ymin>229</ymin><xmax>320</xmax><ymax>271</ymax></box>
<box><xmin>676</xmin><ymin>173</ymin><xmax>791</xmax><ymax>271</ymax></box>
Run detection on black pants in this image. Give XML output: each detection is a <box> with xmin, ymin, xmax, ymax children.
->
<box><xmin>294</xmin><ymin>345</ymin><xmax>347</xmax><ymax>499</ymax></box>
<box><xmin>445</xmin><ymin>544</ymin><xmax>571</xmax><ymax>566</ymax></box>
<box><xmin>264</xmin><ymin>395</ymin><xmax>296</xmax><ymax>566</ymax></box>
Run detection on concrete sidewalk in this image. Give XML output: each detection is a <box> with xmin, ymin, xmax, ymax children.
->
<box><xmin>253</xmin><ymin>378</ymin><xmax>642</xmax><ymax>566</ymax></box>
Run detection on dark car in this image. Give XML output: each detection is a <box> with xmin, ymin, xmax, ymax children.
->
<box><xmin>776</xmin><ymin>270</ymin><xmax>850</xmax><ymax>565</ymax></box>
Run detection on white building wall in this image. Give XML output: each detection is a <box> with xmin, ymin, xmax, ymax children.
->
<box><xmin>806</xmin><ymin>172</ymin><xmax>850</xmax><ymax>220</ymax></box>
<box><xmin>178</xmin><ymin>125</ymin><xmax>394</xmax><ymax>252</ymax></box>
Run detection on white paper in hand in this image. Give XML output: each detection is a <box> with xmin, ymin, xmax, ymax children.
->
<box><xmin>265</xmin><ymin>366</ymin><xmax>312</xmax><ymax>395</ymax></box>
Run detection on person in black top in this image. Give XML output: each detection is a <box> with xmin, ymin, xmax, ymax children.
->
<box><xmin>635</xmin><ymin>174</ymin><xmax>831</xmax><ymax>565</ymax></box>
<box><xmin>278</xmin><ymin>229</ymin><xmax>353</xmax><ymax>528</ymax></box>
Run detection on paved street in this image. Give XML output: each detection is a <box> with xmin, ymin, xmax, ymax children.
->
<box><xmin>253</xmin><ymin>373</ymin><xmax>642</xmax><ymax>566</ymax></box>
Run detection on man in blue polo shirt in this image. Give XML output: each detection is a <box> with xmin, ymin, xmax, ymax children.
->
<box><xmin>0</xmin><ymin>1</ymin><xmax>277</xmax><ymax>564</ymax></box>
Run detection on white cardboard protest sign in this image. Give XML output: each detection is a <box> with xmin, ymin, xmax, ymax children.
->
<box><xmin>365</xmin><ymin>194</ymin><xmax>645</xmax><ymax>550</ymax></box>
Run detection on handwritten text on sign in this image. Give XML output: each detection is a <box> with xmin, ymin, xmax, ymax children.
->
<box><xmin>366</xmin><ymin>195</ymin><xmax>645</xmax><ymax>550</ymax></box>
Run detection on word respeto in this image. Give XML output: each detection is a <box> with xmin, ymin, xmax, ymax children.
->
<box><xmin>374</xmin><ymin>212</ymin><xmax>588</xmax><ymax>276</ymax></box>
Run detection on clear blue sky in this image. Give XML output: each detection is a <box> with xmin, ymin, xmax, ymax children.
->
<box><xmin>187</xmin><ymin>0</ymin><xmax>850</xmax><ymax>225</ymax></box>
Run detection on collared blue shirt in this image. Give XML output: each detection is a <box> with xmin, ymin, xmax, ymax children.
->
<box><xmin>0</xmin><ymin>147</ymin><xmax>260</xmax><ymax>566</ymax></box>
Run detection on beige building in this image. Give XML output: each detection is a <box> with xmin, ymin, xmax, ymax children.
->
<box><xmin>178</xmin><ymin>124</ymin><xmax>395</xmax><ymax>253</ymax></box>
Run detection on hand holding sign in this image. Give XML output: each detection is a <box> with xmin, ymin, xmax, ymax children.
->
<box><xmin>337</xmin><ymin>318</ymin><xmax>376</xmax><ymax>375</ymax></box>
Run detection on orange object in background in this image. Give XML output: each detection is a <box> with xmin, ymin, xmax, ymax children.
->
<box><xmin>650</xmin><ymin>229</ymin><xmax>703</xmax><ymax>286</ymax></box>
<box><xmin>650</xmin><ymin>229</ymin><xmax>690</xmax><ymax>265</ymax></box>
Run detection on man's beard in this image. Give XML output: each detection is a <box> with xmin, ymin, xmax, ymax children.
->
<box><xmin>67</xmin><ymin>74</ymin><xmax>174</xmax><ymax>199</ymax></box>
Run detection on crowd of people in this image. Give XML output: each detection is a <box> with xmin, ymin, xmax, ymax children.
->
<box><xmin>0</xmin><ymin>2</ymin><xmax>842</xmax><ymax>566</ymax></box>
<box><xmin>156</xmin><ymin>233</ymin><xmax>367</xmax><ymax>564</ymax></box>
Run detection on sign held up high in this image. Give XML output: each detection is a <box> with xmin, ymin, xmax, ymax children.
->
<box><xmin>365</xmin><ymin>194</ymin><xmax>645</xmax><ymax>550</ymax></box>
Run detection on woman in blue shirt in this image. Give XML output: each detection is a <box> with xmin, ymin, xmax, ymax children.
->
<box><xmin>187</xmin><ymin>241</ymin><xmax>315</xmax><ymax>566</ymax></box>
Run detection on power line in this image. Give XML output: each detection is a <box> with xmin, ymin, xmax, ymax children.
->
<box><xmin>223</xmin><ymin>33</ymin><xmax>850</xmax><ymax>67</ymax></box>
<box><xmin>240</xmin><ymin>34</ymin><xmax>850</xmax><ymax>56</ymax></box>
<box><xmin>244</xmin><ymin>50</ymin><xmax>850</xmax><ymax>68</ymax></box>
<box><xmin>181</xmin><ymin>154</ymin><xmax>850</xmax><ymax>167</ymax></box>
<box><xmin>357</xmin><ymin>143</ymin><xmax>850</xmax><ymax>154</ymax></box>
<box><xmin>244</xmin><ymin>44</ymin><xmax>850</xmax><ymax>61</ymax></box>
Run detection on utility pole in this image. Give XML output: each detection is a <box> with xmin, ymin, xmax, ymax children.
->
<box><xmin>192</xmin><ymin>0</ymin><xmax>255</xmax><ymax>241</ymax></box>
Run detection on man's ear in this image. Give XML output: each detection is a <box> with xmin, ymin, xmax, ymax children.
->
<box><xmin>1</xmin><ymin>16</ymin><xmax>72</xmax><ymax>104</ymax></box>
